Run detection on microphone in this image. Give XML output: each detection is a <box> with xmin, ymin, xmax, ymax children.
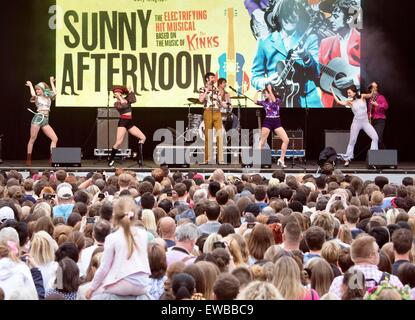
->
<box><xmin>229</xmin><ymin>86</ymin><xmax>237</xmax><ymax>93</ymax></box>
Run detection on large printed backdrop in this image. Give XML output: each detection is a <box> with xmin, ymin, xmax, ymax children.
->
<box><xmin>56</xmin><ymin>0</ymin><xmax>361</xmax><ymax>108</ymax></box>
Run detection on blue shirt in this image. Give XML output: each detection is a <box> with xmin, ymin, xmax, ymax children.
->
<box><xmin>52</xmin><ymin>204</ymin><xmax>75</xmax><ymax>224</ymax></box>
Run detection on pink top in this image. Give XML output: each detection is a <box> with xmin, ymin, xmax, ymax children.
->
<box><xmin>302</xmin><ymin>288</ymin><xmax>320</xmax><ymax>300</ymax></box>
<box><xmin>90</xmin><ymin>226</ymin><xmax>150</xmax><ymax>291</ymax></box>
<box><xmin>369</xmin><ymin>94</ymin><xmax>389</xmax><ymax>120</ymax></box>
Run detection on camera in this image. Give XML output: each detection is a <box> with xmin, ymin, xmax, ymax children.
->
<box><xmin>98</xmin><ymin>193</ymin><xmax>105</xmax><ymax>200</ymax></box>
<box><xmin>213</xmin><ymin>241</ymin><xmax>226</xmax><ymax>249</ymax></box>
<box><xmin>86</xmin><ymin>217</ymin><xmax>96</xmax><ymax>224</ymax></box>
<box><xmin>43</xmin><ymin>193</ymin><xmax>56</xmax><ymax>201</ymax></box>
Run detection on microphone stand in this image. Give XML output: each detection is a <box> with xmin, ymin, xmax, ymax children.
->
<box><xmin>107</xmin><ymin>90</ymin><xmax>111</xmax><ymax>163</ymax></box>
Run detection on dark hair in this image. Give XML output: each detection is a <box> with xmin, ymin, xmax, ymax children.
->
<box><xmin>158</xmin><ymin>199</ymin><xmax>173</xmax><ymax>215</ymax></box>
<box><xmin>216</xmin><ymin>190</ymin><xmax>229</xmax><ymax>205</ymax></box>
<box><xmin>208</xmin><ymin>181</ymin><xmax>221</xmax><ymax>198</ymax></box>
<box><xmin>99</xmin><ymin>201</ymin><xmax>113</xmax><ymax>221</ymax></box>
<box><xmin>220</xmin><ymin>205</ymin><xmax>241</xmax><ymax>228</ymax></box>
<box><xmin>93</xmin><ymin>220</ymin><xmax>111</xmax><ymax>243</ymax></box>
<box><xmin>338</xmin><ymin>252</ymin><xmax>354</xmax><ymax>273</ymax></box>
<box><xmin>218</xmin><ymin>223</ymin><xmax>235</xmax><ymax>238</ymax></box>
<box><xmin>341</xmin><ymin>268</ymin><xmax>365</xmax><ymax>300</ymax></box>
<box><xmin>402</xmin><ymin>177</ymin><xmax>414</xmax><ymax>186</ymax></box>
<box><xmin>72</xmin><ymin>202</ymin><xmax>88</xmax><ymax>217</ymax></box>
<box><xmin>148</xmin><ymin>243</ymin><xmax>167</xmax><ymax>279</ymax></box>
<box><xmin>244</xmin><ymin>203</ymin><xmax>261</xmax><ymax>217</ymax></box>
<box><xmin>265</xmin><ymin>0</ymin><xmax>309</xmax><ymax>34</ymax></box>
<box><xmin>172</xmin><ymin>273</ymin><xmax>195</xmax><ymax>300</ymax></box>
<box><xmin>397</xmin><ymin>262</ymin><xmax>415</xmax><ymax>288</ymax></box>
<box><xmin>205</xmin><ymin>201</ymin><xmax>221</xmax><ymax>221</ymax></box>
<box><xmin>368</xmin><ymin>227</ymin><xmax>390</xmax><ymax>249</ymax></box>
<box><xmin>174</xmin><ymin>183</ymin><xmax>187</xmax><ymax>197</ymax></box>
<box><xmin>55</xmin><ymin>242</ymin><xmax>79</xmax><ymax>263</ymax></box>
<box><xmin>141</xmin><ymin>192</ymin><xmax>155</xmax><ymax>209</ymax></box>
<box><xmin>288</xmin><ymin>200</ymin><xmax>303</xmax><ymax>213</ymax></box>
<box><xmin>73</xmin><ymin>190</ymin><xmax>89</xmax><ymax>205</ymax></box>
<box><xmin>378</xmin><ymin>251</ymin><xmax>392</xmax><ymax>274</ymax></box>
<box><xmin>213</xmin><ymin>273</ymin><xmax>240</xmax><ymax>300</ymax></box>
<box><xmin>392</xmin><ymin>228</ymin><xmax>413</xmax><ymax>255</ymax></box>
<box><xmin>374</xmin><ymin>176</ymin><xmax>389</xmax><ymax>190</ymax></box>
<box><xmin>204</xmin><ymin>72</ymin><xmax>216</xmax><ymax>82</ymax></box>
<box><xmin>138</xmin><ymin>181</ymin><xmax>154</xmax><ymax>196</ymax></box>
<box><xmin>67</xmin><ymin>212</ymin><xmax>82</xmax><ymax>228</ymax></box>
<box><xmin>56</xmin><ymin>257</ymin><xmax>80</xmax><ymax>293</ymax></box>
<box><xmin>304</xmin><ymin>226</ymin><xmax>326</xmax><ymax>251</ymax></box>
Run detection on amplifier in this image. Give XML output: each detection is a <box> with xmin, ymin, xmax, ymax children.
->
<box><xmin>272</xmin><ymin>129</ymin><xmax>303</xmax><ymax>150</ymax></box>
<box><xmin>97</xmin><ymin>107</ymin><xmax>119</xmax><ymax>119</ymax></box>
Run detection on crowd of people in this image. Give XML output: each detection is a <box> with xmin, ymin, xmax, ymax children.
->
<box><xmin>0</xmin><ymin>164</ymin><xmax>414</xmax><ymax>300</ymax></box>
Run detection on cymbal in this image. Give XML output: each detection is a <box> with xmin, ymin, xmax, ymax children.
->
<box><xmin>187</xmin><ymin>98</ymin><xmax>202</xmax><ymax>104</ymax></box>
<box><xmin>230</xmin><ymin>96</ymin><xmax>245</xmax><ymax>99</ymax></box>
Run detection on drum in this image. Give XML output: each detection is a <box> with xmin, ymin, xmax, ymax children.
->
<box><xmin>187</xmin><ymin>113</ymin><xmax>203</xmax><ymax>131</ymax></box>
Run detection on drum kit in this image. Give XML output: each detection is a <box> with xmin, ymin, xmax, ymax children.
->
<box><xmin>183</xmin><ymin>96</ymin><xmax>244</xmax><ymax>141</ymax></box>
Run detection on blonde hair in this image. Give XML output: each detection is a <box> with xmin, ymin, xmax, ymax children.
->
<box><xmin>228</xmin><ymin>233</ymin><xmax>249</xmax><ymax>264</ymax></box>
<box><xmin>141</xmin><ymin>209</ymin><xmax>157</xmax><ymax>233</ymax></box>
<box><xmin>272</xmin><ymin>256</ymin><xmax>305</xmax><ymax>300</ymax></box>
<box><xmin>30</xmin><ymin>231</ymin><xmax>56</xmax><ymax>265</ymax></box>
<box><xmin>113</xmin><ymin>196</ymin><xmax>139</xmax><ymax>259</ymax></box>
<box><xmin>307</xmin><ymin>258</ymin><xmax>334</xmax><ymax>297</ymax></box>
<box><xmin>236</xmin><ymin>281</ymin><xmax>284</xmax><ymax>300</ymax></box>
<box><xmin>224</xmin><ymin>234</ymin><xmax>245</xmax><ymax>267</ymax></box>
<box><xmin>370</xmin><ymin>191</ymin><xmax>384</xmax><ymax>206</ymax></box>
<box><xmin>338</xmin><ymin>224</ymin><xmax>353</xmax><ymax>245</ymax></box>
<box><xmin>203</xmin><ymin>233</ymin><xmax>223</xmax><ymax>254</ymax></box>
<box><xmin>321</xmin><ymin>241</ymin><xmax>342</xmax><ymax>265</ymax></box>
<box><xmin>195</xmin><ymin>214</ymin><xmax>208</xmax><ymax>226</ymax></box>
<box><xmin>196</xmin><ymin>261</ymin><xmax>220</xmax><ymax>300</ymax></box>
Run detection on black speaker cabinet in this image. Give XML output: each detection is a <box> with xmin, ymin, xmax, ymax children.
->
<box><xmin>272</xmin><ymin>130</ymin><xmax>303</xmax><ymax>150</ymax></box>
<box><xmin>367</xmin><ymin>150</ymin><xmax>397</xmax><ymax>169</ymax></box>
<box><xmin>325</xmin><ymin>130</ymin><xmax>350</xmax><ymax>154</ymax></box>
<box><xmin>241</xmin><ymin>148</ymin><xmax>272</xmax><ymax>168</ymax></box>
<box><xmin>51</xmin><ymin>148</ymin><xmax>82</xmax><ymax>167</ymax></box>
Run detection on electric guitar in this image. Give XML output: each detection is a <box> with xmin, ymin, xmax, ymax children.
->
<box><xmin>271</xmin><ymin>16</ymin><xmax>324</xmax><ymax>108</ymax></box>
<box><xmin>319</xmin><ymin>57</ymin><xmax>360</xmax><ymax>101</ymax></box>
<box><xmin>218</xmin><ymin>8</ymin><xmax>250</xmax><ymax>95</ymax></box>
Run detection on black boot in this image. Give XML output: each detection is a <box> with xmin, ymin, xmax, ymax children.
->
<box><xmin>108</xmin><ymin>148</ymin><xmax>118</xmax><ymax>167</ymax></box>
<box><xmin>137</xmin><ymin>143</ymin><xmax>143</xmax><ymax>166</ymax></box>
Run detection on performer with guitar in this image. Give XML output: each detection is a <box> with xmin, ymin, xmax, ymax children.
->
<box><xmin>254</xmin><ymin>84</ymin><xmax>289</xmax><ymax>168</ymax></box>
<box><xmin>319</xmin><ymin>0</ymin><xmax>361</xmax><ymax>108</ymax></box>
<box><xmin>251</xmin><ymin>0</ymin><xmax>322</xmax><ymax>108</ymax></box>
<box><xmin>199</xmin><ymin>72</ymin><xmax>224</xmax><ymax>165</ymax></box>
<box><xmin>368</xmin><ymin>82</ymin><xmax>389</xmax><ymax>149</ymax></box>
<box><xmin>330</xmin><ymin>85</ymin><xmax>378</xmax><ymax>167</ymax></box>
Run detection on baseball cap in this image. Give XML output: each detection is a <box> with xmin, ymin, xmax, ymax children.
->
<box><xmin>0</xmin><ymin>206</ymin><xmax>15</xmax><ymax>224</ymax></box>
<box><xmin>57</xmin><ymin>183</ymin><xmax>73</xmax><ymax>199</ymax></box>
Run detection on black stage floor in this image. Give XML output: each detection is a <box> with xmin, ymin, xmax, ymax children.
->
<box><xmin>0</xmin><ymin>159</ymin><xmax>414</xmax><ymax>175</ymax></box>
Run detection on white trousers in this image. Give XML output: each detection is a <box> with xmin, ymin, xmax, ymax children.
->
<box><xmin>343</xmin><ymin>118</ymin><xmax>379</xmax><ymax>161</ymax></box>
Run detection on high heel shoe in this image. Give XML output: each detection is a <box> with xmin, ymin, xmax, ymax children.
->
<box><xmin>344</xmin><ymin>160</ymin><xmax>350</xmax><ymax>167</ymax></box>
<box><xmin>277</xmin><ymin>159</ymin><xmax>287</xmax><ymax>168</ymax></box>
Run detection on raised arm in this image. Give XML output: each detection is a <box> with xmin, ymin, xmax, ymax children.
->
<box><xmin>25</xmin><ymin>81</ymin><xmax>36</xmax><ymax>97</ymax></box>
<box><xmin>49</xmin><ymin>76</ymin><xmax>57</xmax><ymax>95</ymax></box>
<box><xmin>126</xmin><ymin>86</ymin><xmax>136</xmax><ymax>104</ymax></box>
<box><xmin>360</xmin><ymin>92</ymin><xmax>373</xmax><ymax>100</ymax></box>
<box><xmin>330</xmin><ymin>86</ymin><xmax>351</xmax><ymax>107</ymax></box>
<box><xmin>267</xmin><ymin>84</ymin><xmax>276</xmax><ymax>102</ymax></box>
<box><xmin>254</xmin><ymin>90</ymin><xmax>261</xmax><ymax>104</ymax></box>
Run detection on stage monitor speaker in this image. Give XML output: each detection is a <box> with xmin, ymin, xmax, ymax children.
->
<box><xmin>272</xmin><ymin>130</ymin><xmax>303</xmax><ymax>150</ymax></box>
<box><xmin>325</xmin><ymin>130</ymin><xmax>350</xmax><ymax>154</ymax></box>
<box><xmin>367</xmin><ymin>150</ymin><xmax>398</xmax><ymax>169</ymax></box>
<box><xmin>96</xmin><ymin>119</ymin><xmax>128</xmax><ymax>149</ymax></box>
<box><xmin>51</xmin><ymin>148</ymin><xmax>81</xmax><ymax>167</ymax></box>
<box><xmin>241</xmin><ymin>148</ymin><xmax>272</xmax><ymax>168</ymax></box>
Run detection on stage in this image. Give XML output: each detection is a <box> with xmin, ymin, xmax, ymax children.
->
<box><xmin>1</xmin><ymin>159</ymin><xmax>414</xmax><ymax>184</ymax></box>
